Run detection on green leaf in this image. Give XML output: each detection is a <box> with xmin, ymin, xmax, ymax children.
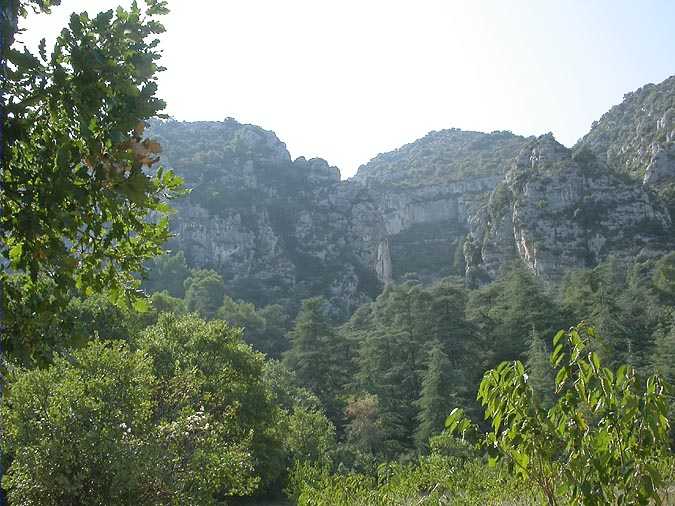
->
<box><xmin>589</xmin><ymin>351</ymin><xmax>601</xmax><ymax>372</ymax></box>
<box><xmin>555</xmin><ymin>367</ymin><xmax>569</xmax><ymax>390</ymax></box>
<box><xmin>9</xmin><ymin>243</ymin><xmax>24</xmax><ymax>266</ymax></box>
<box><xmin>132</xmin><ymin>297</ymin><xmax>151</xmax><ymax>313</ymax></box>
<box><xmin>551</xmin><ymin>343</ymin><xmax>565</xmax><ymax>367</ymax></box>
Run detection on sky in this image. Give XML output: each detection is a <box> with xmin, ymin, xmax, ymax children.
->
<box><xmin>22</xmin><ymin>1</ymin><xmax>675</xmax><ymax>178</ymax></box>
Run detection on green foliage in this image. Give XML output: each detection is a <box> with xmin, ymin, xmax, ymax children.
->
<box><xmin>343</xmin><ymin>394</ymin><xmax>386</xmax><ymax>466</ymax></box>
<box><xmin>414</xmin><ymin>342</ymin><xmax>457</xmax><ymax>449</ymax></box>
<box><xmin>183</xmin><ymin>269</ymin><xmax>226</xmax><ymax>319</ymax></box>
<box><xmin>468</xmin><ymin>263</ymin><xmax>564</xmax><ymax>368</ymax></box>
<box><xmin>2</xmin><ymin>0</ymin><xmax>183</xmax><ymax>350</ymax></box>
<box><xmin>143</xmin><ymin>251</ymin><xmax>190</xmax><ymax>297</ymax></box>
<box><xmin>1</xmin><ymin>313</ymin><xmax>281</xmax><ymax>504</ymax></box>
<box><xmin>2</xmin><ymin>282</ymin><xmax>146</xmax><ymax>365</ymax></box>
<box><xmin>447</xmin><ymin>323</ymin><xmax>672</xmax><ymax>505</ymax></box>
<box><xmin>137</xmin><ymin>313</ymin><xmax>277</xmax><ymax>495</ymax></box>
<box><xmin>261</xmin><ymin>360</ymin><xmax>337</xmax><ymax>495</ymax></box>
<box><xmin>149</xmin><ymin>289</ymin><xmax>187</xmax><ymax>316</ymax></box>
<box><xmin>284</xmin><ymin>407</ymin><xmax>337</xmax><ymax>469</ymax></box>
<box><xmin>351</xmin><ymin>280</ymin><xmax>478</xmax><ymax>456</ymax></box>
<box><xmin>284</xmin><ymin>297</ymin><xmax>351</xmax><ymax>424</ymax></box>
<box><xmin>217</xmin><ymin>295</ymin><xmax>290</xmax><ymax>358</ymax></box>
<box><xmin>1</xmin><ymin>341</ymin><xmax>158</xmax><ymax>504</ymax></box>
<box><xmin>525</xmin><ymin>328</ymin><xmax>555</xmax><ymax>407</ymax></box>
<box><xmin>560</xmin><ymin>257</ymin><xmax>665</xmax><ymax>369</ymax></box>
<box><xmin>653</xmin><ymin>252</ymin><xmax>675</xmax><ymax>303</ymax></box>
<box><xmin>355</xmin><ymin>129</ymin><xmax>527</xmax><ymax>188</ymax></box>
<box><xmin>293</xmin><ymin>454</ymin><xmax>530</xmax><ymax>505</ymax></box>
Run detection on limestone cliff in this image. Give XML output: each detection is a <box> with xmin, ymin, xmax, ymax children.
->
<box><xmin>352</xmin><ymin>129</ymin><xmax>529</xmax><ymax>281</ymax></box>
<box><xmin>578</xmin><ymin>75</ymin><xmax>675</xmax><ymax>186</ymax></box>
<box><xmin>150</xmin><ymin>75</ymin><xmax>675</xmax><ymax>314</ymax></box>
<box><xmin>462</xmin><ymin>75</ymin><xmax>675</xmax><ymax>284</ymax></box>
<box><xmin>150</xmin><ymin>119</ymin><xmax>386</xmax><ymax>317</ymax></box>
<box><xmin>464</xmin><ymin>135</ymin><xmax>673</xmax><ymax>285</ymax></box>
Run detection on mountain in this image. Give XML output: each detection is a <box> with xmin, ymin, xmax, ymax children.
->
<box><xmin>150</xmin><ymin>76</ymin><xmax>675</xmax><ymax>315</ymax></box>
<box><xmin>149</xmin><ymin>119</ymin><xmax>387</xmax><ymax>317</ymax></box>
<box><xmin>578</xmin><ymin>75</ymin><xmax>675</xmax><ymax>185</ymax></box>
<box><xmin>464</xmin><ymin>134</ymin><xmax>672</xmax><ymax>284</ymax></box>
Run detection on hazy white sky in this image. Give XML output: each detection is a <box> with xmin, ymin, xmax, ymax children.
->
<box><xmin>22</xmin><ymin>1</ymin><xmax>675</xmax><ymax>177</ymax></box>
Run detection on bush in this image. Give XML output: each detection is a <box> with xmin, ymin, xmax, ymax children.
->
<box><xmin>1</xmin><ymin>314</ymin><xmax>278</xmax><ymax>505</ymax></box>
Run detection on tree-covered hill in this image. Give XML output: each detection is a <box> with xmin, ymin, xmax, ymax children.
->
<box><xmin>353</xmin><ymin>128</ymin><xmax>530</xmax><ymax>189</ymax></box>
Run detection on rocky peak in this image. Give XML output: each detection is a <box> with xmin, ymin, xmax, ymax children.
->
<box><xmin>146</xmin><ymin>76</ymin><xmax>675</xmax><ymax>316</ymax></box>
<box><xmin>513</xmin><ymin>133</ymin><xmax>570</xmax><ymax>172</ymax></box>
<box><xmin>577</xmin><ymin>74</ymin><xmax>675</xmax><ymax>185</ymax></box>
<box><xmin>467</xmin><ymin>133</ymin><xmax>674</xmax><ymax>285</ymax></box>
<box><xmin>293</xmin><ymin>156</ymin><xmax>341</xmax><ymax>185</ymax></box>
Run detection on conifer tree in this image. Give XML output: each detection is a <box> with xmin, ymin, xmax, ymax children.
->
<box><xmin>525</xmin><ymin>328</ymin><xmax>554</xmax><ymax>407</ymax></box>
<box><xmin>414</xmin><ymin>341</ymin><xmax>455</xmax><ymax>450</ymax></box>
<box><xmin>651</xmin><ymin>317</ymin><xmax>675</xmax><ymax>446</ymax></box>
<box><xmin>651</xmin><ymin>317</ymin><xmax>675</xmax><ymax>385</ymax></box>
<box><xmin>283</xmin><ymin>297</ymin><xmax>349</xmax><ymax>424</ymax></box>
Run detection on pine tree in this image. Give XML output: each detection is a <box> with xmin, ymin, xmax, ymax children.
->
<box><xmin>283</xmin><ymin>297</ymin><xmax>350</xmax><ymax>424</ymax></box>
<box><xmin>651</xmin><ymin>316</ymin><xmax>675</xmax><ymax>394</ymax></box>
<box><xmin>414</xmin><ymin>341</ymin><xmax>456</xmax><ymax>450</ymax></box>
<box><xmin>526</xmin><ymin>328</ymin><xmax>554</xmax><ymax>408</ymax></box>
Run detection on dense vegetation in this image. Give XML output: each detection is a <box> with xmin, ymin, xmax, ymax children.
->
<box><xmin>1</xmin><ymin>2</ymin><xmax>673</xmax><ymax>505</ymax></box>
<box><xmin>6</xmin><ymin>249</ymin><xmax>675</xmax><ymax>503</ymax></box>
<box><xmin>353</xmin><ymin>129</ymin><xmax>529</xmax><ymax>188</ymax></box>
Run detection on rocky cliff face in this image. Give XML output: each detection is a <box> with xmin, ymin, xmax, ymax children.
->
<box><xmin>150</xmin><ymin>120</ymin><xmax>387</xmax><ymax>317</ymax></box>
<box><xmin>462</xmin><ymin>75</ymin><xmax>675</xmax><ymax>284</ymax></box>
<box><xmin>352</xmin><ymin>130</ymin><xmax>529</xmax><ymax>282</ymax></box>
<box><xmin>152</xmin><ymin>75</ymin><xmax>675</xmax><ymax>314</ymax></box>
<box><xmin>578</xmin><ymin>75</ymin><xmax>675</xmax><ymax>185</ymax></box>
<box><xmin>464</xmin><ymin>135</ymin><xmax>673</xmax><ymax>284</ymax></box>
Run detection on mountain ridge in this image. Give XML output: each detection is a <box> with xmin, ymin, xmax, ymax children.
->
<box><xmin>148</xmin><ymin>75</ymin><xmax>675</xmax><ymax>314</ymax></box>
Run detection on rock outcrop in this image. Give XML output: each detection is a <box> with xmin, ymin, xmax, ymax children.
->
<box><xmin>464</xmin><ymin>135</ymin><xmax>673</xmax><ymax>284</ymax></box>
<box><xmin>149</xmin><ymin>119</ymin><xmax>387</xmax><ymax>317</ymax></box>
<box><xmin>578</xmin><ymin>75</ymin><xmax>675</xmax><ymax>187</ymax></box>
<box><xmin>150</xmin><ymin>75</ymin><xmax>675</xmax><ymax>314</ymax></box>
<box><xmin>352</xmin><ymin>129</ymin><xmax>529</xmax><ymax>282</ymax></box>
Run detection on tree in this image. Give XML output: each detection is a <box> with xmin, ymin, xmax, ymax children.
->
<box><xmin>468</xmin><ymin>264</ymin><xmax>563</xmax><ymax>368</ymax></box>
<box><xmin>137</xmin><ymin>313</ymin><xmax>278</xmax><ymax>501</ymax></box>
<box><xmin>150</xmin><ymin>289</ymin><xmax>186</xmax><ymax>315</ymax></box>
<box><xmin>525</xmin><ymin>327</ymin><xmax>554</xmax><ymax>407</ymax></box>
<box><xmin>653</xmin><ymin>252</ymin><xmax>675</xmax><ymax>303</ymax></box>
<box><xmin>1</xmin><ymin>341</ymin><xmax>160</xmax><ymax>504</ymax></box>
<box><xmin>650</xmin><ymin>315</ymin><xmax>675</xmax><ymax>446</ymax></box>
<box><xmin>143</xmin><ymin>251</ymin><xmax>190</xmax><ymax>297</ymax></box>
<box><xmin>356</xmin><ymin>283</ymin><xmax>431</xmax><ymax>453</ymax></box>
<box><xmin>344</xmin><ymin>394</ymin><xmax>386</xmax><ymax>457</ymax></box>
<box><xmin>2</xmin><ymin>1</ymin><xmax>181</xmax><ymax>346</ymax></box>
<box><xmin>414</xmin><ymin>341</ymin><xmax>456</xmax><ymax>450</ymax></box>
<box><xmin>283</xmin><ymin>297</ymin><xmax>349</xmax><ymax>424</ymax></box>
<box><xmin>1</xmin><ymin>315</ymin><xmax>276</xmax><ymax>505</ymax></box>
<box><xmin>183</xmin><ymin>269</ymin><xmax>225</xmax><ymax>319</ymax></box>
<box><xmin>216</xmin><ymin>295</ymin><xmax>290</xmax><ymax>357</ymax></box>
<box><xmin>1</xmin><ymin>3</ymin><xmax>179</xmax><ymax>499</ymax></box>
<box><xmin>447</xmin><ymin>323</ymin><xmax>672</xmax><ymax>505</ymax></box>
<box><xmin>256</xmin><ymin>304</ymin><xmax>291</xmax><ymax>357</ymax></box>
